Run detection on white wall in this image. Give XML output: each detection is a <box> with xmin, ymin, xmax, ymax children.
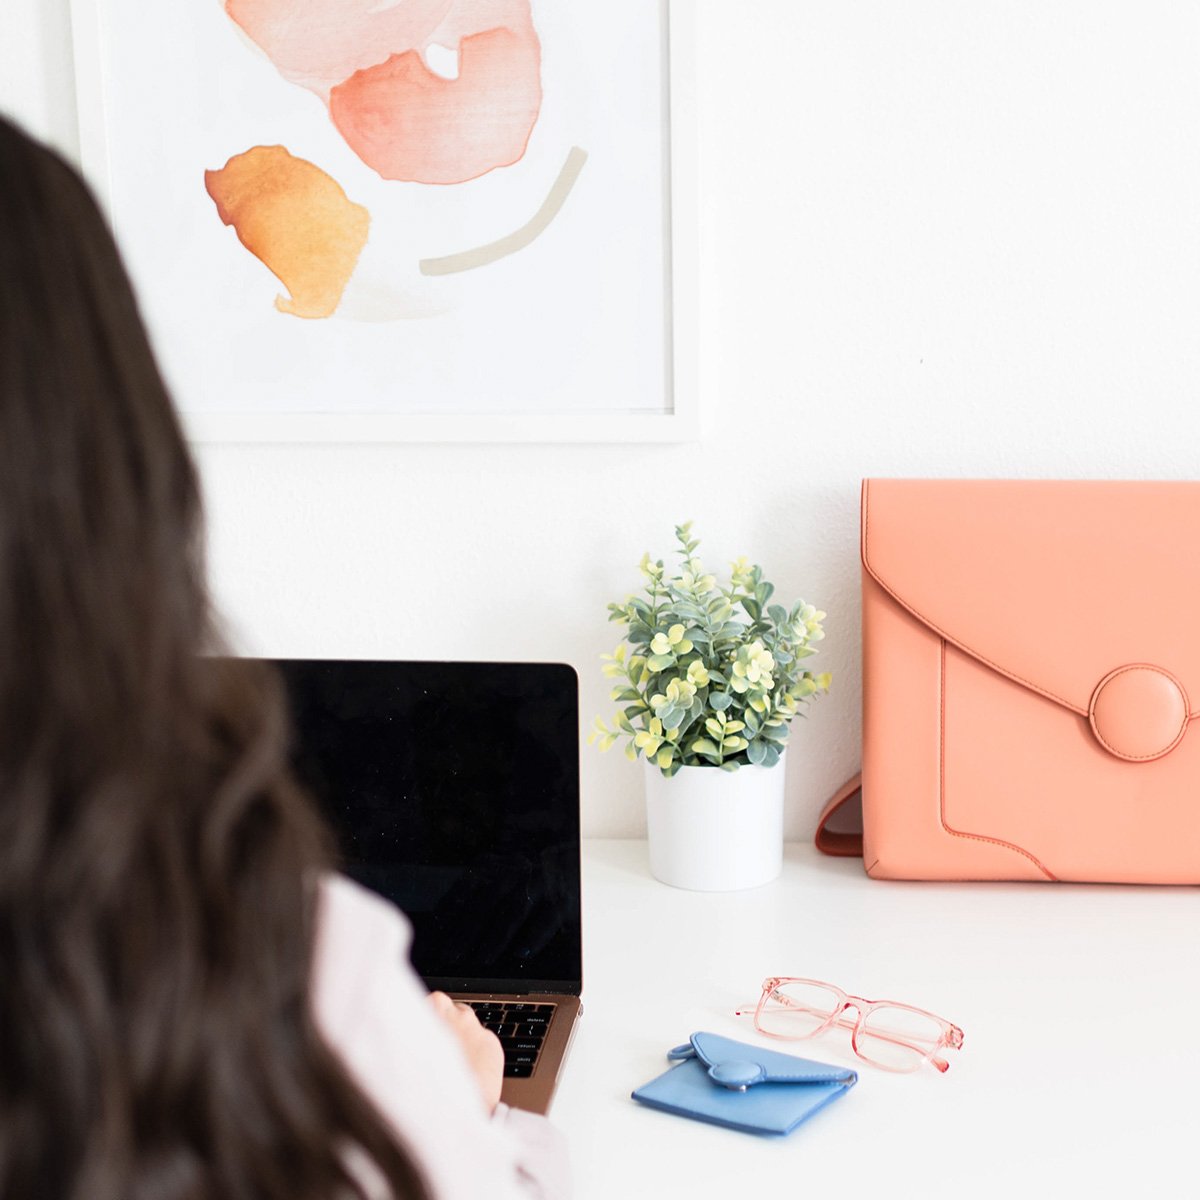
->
<box><xmin>5</xmin><ymin>1</ymin><xmax>1200</xmax><ymax>837</ymax></box>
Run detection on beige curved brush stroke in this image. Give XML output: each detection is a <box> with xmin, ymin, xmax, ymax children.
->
<box><xmin>418</xmin><ymin>146</ymin><xmax>588</xmax><ymax>276</ymax></box>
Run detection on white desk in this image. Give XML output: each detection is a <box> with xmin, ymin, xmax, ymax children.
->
<box><xmin>553</xmin><ymin>840</ymin><xmax>1199</xmax><ymax>1199</ymax></box>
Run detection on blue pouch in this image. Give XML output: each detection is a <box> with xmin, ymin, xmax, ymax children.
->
<box><xmin>631</xmin><ymin>1031</ymin><xmax>857</xmax><ymax>1136</ymax></box>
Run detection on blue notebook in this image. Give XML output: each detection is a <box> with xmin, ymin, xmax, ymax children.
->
<box><xmin>631</xmin><ymin>1032</ymin><xmax>857</xmax><ymax>1137</ymax></box>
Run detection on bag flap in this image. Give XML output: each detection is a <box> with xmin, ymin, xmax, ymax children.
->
<box><xmin>861</xmin><ymin>479</ymin><xmax>1200</xmax><ymax>719</ymax></box>
<box><xmin>669</xmin><ymin>1032</ymin><xmax>856</xmax><ymax>1089</ymax></box>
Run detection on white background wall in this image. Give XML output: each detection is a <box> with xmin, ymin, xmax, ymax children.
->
<box><xmin>5</xmin><ymin>1</ymin><xmax>1200</xmax><ymax>837</ymax></box>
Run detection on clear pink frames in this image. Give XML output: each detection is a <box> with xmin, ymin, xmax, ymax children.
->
<box><xmin>736</xmin><ymin>977</ymin><xmax>964</xmax><ymax>1073</ymax></box>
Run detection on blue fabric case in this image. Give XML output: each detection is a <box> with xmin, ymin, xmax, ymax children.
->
<box><xmin>631</xmin><ymin>1031</ymin><xmax>857</xmax><ymax>1137</ymax></box>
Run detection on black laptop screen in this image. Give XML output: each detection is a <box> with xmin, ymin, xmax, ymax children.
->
<box><xmin>276</xmin><ymin>659</ymin><xmax>582</xmax><ymax>993</ymax></box>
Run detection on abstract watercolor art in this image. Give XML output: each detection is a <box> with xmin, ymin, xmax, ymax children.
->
<box><xmin>73</xmin><ymin>0</ymin><xmax>678</xmax><ymax>437</ymax></box>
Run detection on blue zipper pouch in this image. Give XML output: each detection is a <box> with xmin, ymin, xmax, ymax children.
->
<box><xmin>631</xmin><ymin>1031</ymin><xmax>857</xmax><ymax>1137</ymax></box>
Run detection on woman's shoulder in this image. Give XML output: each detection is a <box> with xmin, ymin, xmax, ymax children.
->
<box><xmin>311</xmin><ymin>873</ymin><xmax>417</xmax><ymax>1031</ymax></box>
<box><xmin>316</xmin><ymin>872</ymin><xmax>412</xmax><ymax>945</ymax></box>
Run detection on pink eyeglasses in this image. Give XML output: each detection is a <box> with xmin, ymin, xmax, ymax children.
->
<box><xmin>736</xmin><ymin>977</ymin><xmax>964</xmax><ymax>1073</ymax></box>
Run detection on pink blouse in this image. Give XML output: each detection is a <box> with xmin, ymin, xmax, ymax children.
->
<box><xmin>311</xmin><ymin>874</ymin><xmax>572</xmax><ymax>1200</ymax></box>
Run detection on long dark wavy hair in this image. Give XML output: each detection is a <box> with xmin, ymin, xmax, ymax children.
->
<box><xmin>0</xmin><ymin>116</ymin><xmax>427</xmax><ymax>1200</ymax></box>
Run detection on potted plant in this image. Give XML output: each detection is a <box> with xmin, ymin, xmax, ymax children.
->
<box><xmin>590</xmin><ymin>522</ymin><xmax>831</xmax><ymax>890</ymax></box>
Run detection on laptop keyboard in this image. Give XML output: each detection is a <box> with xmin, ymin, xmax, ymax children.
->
<box><xmin>468</xmin><ymin>1001</ymin><xmax>556</xmax><ymax>1078</ymax></box>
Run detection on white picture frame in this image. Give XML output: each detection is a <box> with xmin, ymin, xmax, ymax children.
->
<box><xmin>68</xmin><ymin>0</ymin><xmax>698</xmax><ymax>444</ymax></box>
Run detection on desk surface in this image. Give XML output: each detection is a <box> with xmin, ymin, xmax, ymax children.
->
<box><xmin>553</xmin><ymin>840</ymin><xmax>1198</xmax><ymax>1199</ymax></box>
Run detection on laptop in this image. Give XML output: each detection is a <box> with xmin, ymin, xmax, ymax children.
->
<box><xmin>273</xmin><ymin>658</ymin><xmax>583</xmax><ymax>1115</ymax></box>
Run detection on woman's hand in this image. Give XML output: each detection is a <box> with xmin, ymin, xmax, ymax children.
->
<box><xmin>427</xmin><ymin>991</ymin><xmax>505</xmax><ymax>1114</ymax></box>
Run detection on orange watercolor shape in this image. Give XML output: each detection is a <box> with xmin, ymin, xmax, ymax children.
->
<box><xmin>204</xmin><ymin>145</ymin><xmax>370</xmax><ymax>319</ymax></box>
<box><xmin>223</xmin><ymin>0</ymin><xmax>543</xmax><ymax>184</ymax></box>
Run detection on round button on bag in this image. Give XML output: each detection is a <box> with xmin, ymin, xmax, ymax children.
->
<box><xmin>1088</xmin><ymin>665</ymin><xmax>1189</xmax><ymax>762</ymax></box>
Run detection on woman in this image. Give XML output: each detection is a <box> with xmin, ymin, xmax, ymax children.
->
<box><xmin>0</xmin><ymin>115</ymin><xmax>569</xmax><ymax>1200</ymax></box>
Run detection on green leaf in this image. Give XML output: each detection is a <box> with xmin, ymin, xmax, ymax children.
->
<box><xmin>762</xmin><ymin>723</ymin><xmax>789</xmax><ymax>744</ymax></box>
<box><xmin>760</xmin><ymin>744</ymin><xmax>781</xmax><ymax>768</ymax></box>
<box><xmin>720</xmin><ymin>761</ymin><xmax>741</xmax><ymax>772</ymax></box>
<box><xmin>705</xmin><ymin>717</ymin><xmax>724</xmax><ymax>738</ymax></box>
<box><xmin>709</xmin><ymin>692</ymin><xmax>733</xmax><ymax>712</ymax></box>
<box><xmin>756</xmin><ymin>582</ymin><xmax>775</xmax><ymax>605</ymax></box>
<box><xmin>659</xmin><ymin>704</ymin><xmax>682</xmax><ymax>730</ymax></box>
<box><xmin>740</xmin><ymin>597</ymin><xmax>761</xmax><ymax>622</ymax></box>
<box><xmin>767</xmin><ymin>604</ymin><xmax>788</xmax><ymax>626</ymax></box>
<box><xmin>707</xmin><ymin>670</ymin><xmax>728</xmax><ymax>686</ymax></box>
<box><xmin>614</xmin><ymin>687</ymin><xmax>642</xmax><ymax>702</ymax></box>
<box><xmin>647</xmin><ymin>653</ymin><xmax>676</xmax><ymax>672</ymax></box>
<box><xmin>746</xmin><ymin>739</ymin><xmax>767</xmax><ymax>765</ymax></box>
<box><xmin>690</xmin><ymin>737</ymin><xmax>719</xmax><ymax>756</ymax></box>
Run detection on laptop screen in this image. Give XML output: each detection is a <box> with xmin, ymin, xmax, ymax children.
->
<box><xmin>275</xmin><ymin>659</ymin><xmax>582</xmax><ymax>994</ymax></box>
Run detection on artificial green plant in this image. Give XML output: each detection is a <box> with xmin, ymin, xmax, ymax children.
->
<box><xmin>590</xmin><ymin>522</ymin><xmax>831</xmax><ymax>777</ymax></box>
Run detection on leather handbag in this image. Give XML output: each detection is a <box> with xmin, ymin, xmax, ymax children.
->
<box><xmin>817</xmin><ymin>478</ymin><xmax>1200</xmax><ymax>883</ymax></box>
<box><xmin>631</xmin><ymin>1032</ymin><xmax>856</xmax><ymax>1136</ymax></box>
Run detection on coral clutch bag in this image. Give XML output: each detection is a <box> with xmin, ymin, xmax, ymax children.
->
<box><xmin>820</xmin><ymin>479</ymin><xmax>1200</xmax><ymax>883</ymax></box>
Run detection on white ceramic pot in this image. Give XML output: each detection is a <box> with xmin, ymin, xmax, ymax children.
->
<box><xmin>643</xmin><ymin>757</ymin><xmax>785</xmax><ymax>891</ymax></box>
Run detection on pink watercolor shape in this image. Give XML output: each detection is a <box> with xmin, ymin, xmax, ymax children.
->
<box><xmin>224</xmin><ymin>0</ymin><xmax>543</xmax><ymax>184</ymax></box>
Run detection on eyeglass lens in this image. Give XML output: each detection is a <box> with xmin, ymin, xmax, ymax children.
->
<box><xmin>856</xmin><ymin>1005</ymin><xmax>944</xmax><ymax>1071</ymax></box>
<box><xmin>756</xmin><ymin>981</ymin><xmax>841</xmax><ymax>1038</ymax></box>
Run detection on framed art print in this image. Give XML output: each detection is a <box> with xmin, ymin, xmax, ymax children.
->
<box><xmin>69</xmin><ymin>0</ymin><xmax>697</xmax><ymax>442</ymax></box>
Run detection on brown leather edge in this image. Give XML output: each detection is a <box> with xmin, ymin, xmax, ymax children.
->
<box><xmin>815</xmin><ymin>773</ymin><xmax>864</xmax><ymax>857</ymax></box>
